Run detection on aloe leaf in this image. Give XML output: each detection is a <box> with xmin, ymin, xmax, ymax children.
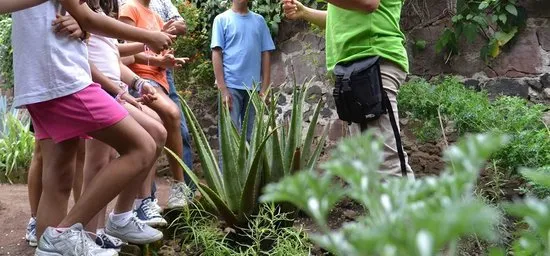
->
<box><xmin>303</xmin><ymin>98</ymin><xmax>324</xmax><ymax>166</ymax></box>
<box><xmin>239</xmin><ymin>127</ymin><xmax>278</xmax><ymax>218</ymax></box>
<box><xmin>219</xmin><ymin>97</ymin><xmax>242</xmax><ymax>211</ymax></box>
<box><xmin>290</xmin><ymin>148</ymin><xmax>301</xmax><ymax>174</ymax></box>
<box><xmin>179</xmin><ymin>95</ymin><xmax>225</xmax><ymax>197</ymax></box>
<box><xmin>284</xmin><ymin>85</ymin><xmax>301</xmax><ymax>171</ymax></box>
<box><xmin>306</xmin><ymin>125</ymin><xmax>328</xmax><ymax>170</ymax></box>
<box><xmin>199</xmin><ymin>183</ymin><xmax>239</xmax><ymax>226</ymax></box>
<box><xmin>236</xmin><ymin>97</ymin><xmax>252</xmax><ymax>183</ymax></box>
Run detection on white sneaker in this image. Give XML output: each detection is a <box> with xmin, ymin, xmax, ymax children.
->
<box><xmin>105</xmin><ymin>216</ymin><xmax>163</xmax><ymax>244</ymax></box>
<box><xmin>151</xmin><ymin>198</ymin><xmax>162</xmax><ymax>213</ymax></box>
<box><xmin>35</xmin><ymin>223</ymin><xmax>118</xmax><ymax>256</ymax></box>
<box><xmin>167</xmin><ymin>182</ymin><xmax>193</xmax><ymax>209</ymax></box>
<box><xmin>26</xmin><ymin>217</ymin><xmax>38</xmax><ymax>247</ymax></box>
<box><xmin>134</xmin><ymin>197</ymin><xmax>168</xmax><ymax>227</ymax></box>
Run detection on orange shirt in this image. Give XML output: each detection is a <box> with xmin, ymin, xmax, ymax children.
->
<box><xmin>120</xmin><ymin>0</ymin><xmax>169</xmax><ymax>92</ymax></box>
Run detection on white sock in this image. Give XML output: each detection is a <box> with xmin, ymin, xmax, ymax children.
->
<box><xmin>109</xmin><ymin>211</ymin><xmax>133</xmax><ymax>227</ymax></box>
<box><xmin>96</xmin><ymin>228</ymin><xmax>105</xmax><ymax>235</ymax></box>
<box><xmin>134</xmin><ymin>199</ymin><xmax>143</xmax><ymax>210</ymax></box>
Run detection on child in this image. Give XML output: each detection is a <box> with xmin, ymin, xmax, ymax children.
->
<box><xmin>12</xmin><ymin>0</ymin><xmax>174</xmax><ymax>254</ymax></box>
<box><xmin>119</xmin><ymin>0</ymin><xmax>194</xmax><ymax>210</ymax></box>
<box><xmin>211</xmin><ymin>0</ymin><xmax>275</xmax><ymax>141</ymax></box>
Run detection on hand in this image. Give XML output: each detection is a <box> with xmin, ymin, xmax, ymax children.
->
<box><xmin>259</xmin><ymin>89</ymin><xmax>270</xmax><ymax>105</ymax></box>
<box><xmin>162</xmin><ymin>19</ymin><xmax>176</xmax><ymax>34</ymax></box>
<box><xmin>162</xmin><ymin>19</ymin><xmax>187</xmax><ymax>36</ymax></box>
<box><xmin>146</xmin><ymin>31</ymin><xmax>176</xmax><ymax>53</ymax></box>
<box><xmin>154</xmin><ymin>51</ymin><xmax>177</xmax><ymax>69</ymax></box>
<box><xmin>282</xmin><ymin>0</ymin><xmax>306</xmax><ymax>20</ymax></box>
<box><xmin>220</xmin><ymin>87</ymin><xmax>233</xmax><ymax>111</ymax></box>
<box><xmin>173</xmin><ymin>57</ymin><xmax>190</xmax><ymax>68</ymax></box>
<box><xmin>52</xmin><ymin>14</ymin><xmax>84</xmax><ymax>39</ymax></box>
<box><xmin>138</xmin><ymin>82</ymin><xmax>158</xmax><ymax>105</ymax></box>
<box><xmin>120</xmin><ymin>92</ymin><xmax>142</xmax><ymax>110</ymax></box>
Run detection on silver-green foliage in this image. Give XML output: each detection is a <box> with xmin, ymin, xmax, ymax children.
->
<box><xmin>262</xmin><ymin>132</ymin><xmax>508</xmax><ymax>256</ymax></box>
<box><xmin>0</xmin><ymin>96</ymin><xmax>34</xmax><ymax>183</ymax></box>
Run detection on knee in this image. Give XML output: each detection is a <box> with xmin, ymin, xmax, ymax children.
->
<box><xmin>166</xmin><ymin>106</ymin><xmax>182</xmax><ymax>128</ymax></box>
<box><xmin>129</xmin><ymin>135</ymin><xmax>157</xmax><ymax>171</ymax></box>
<box><xmin>151</xmin><ymin>123</ymin><xmax>167</xmax><ymax>152</ymax></box>
<box><xmin>44</xmin><ymin>166</ymin><xmax>74</xmax><ymax>194</ymax></box>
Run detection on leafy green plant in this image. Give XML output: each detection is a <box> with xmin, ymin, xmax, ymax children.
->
<box><xmin>436</xmin><ymin>0</ymin><xmax>526</xmax><ymax>62</ymax></box>
<box><xmin>0</xmin><ymin>15</ymin><xmax>13</xmax><ymax>88</ymax></box>
<box><xmin>261</xmin><ymin>132</ymin><xmax>508</xmax><ymax>256</ymax></box>
<box><xmin>0</xmin><ymin>96</ymin><xmax>34</xmax><ymax>184</ymax></box>
<box><xmin>165</xmin><ymin>82</ymin><xmax>327</xmax><ymax>227</ymax></box>
<box><xmin>398</xmin><ymin>77</ymin><xmax>549</xmax><ymax>176</ymax></box>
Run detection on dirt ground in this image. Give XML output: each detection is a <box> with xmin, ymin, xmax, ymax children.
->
<box><xmin>0</xmin><ymin>177</ymin><xmax>172</xmax><ymax>256</ymax></box>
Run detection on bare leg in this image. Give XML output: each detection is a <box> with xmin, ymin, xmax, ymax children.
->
<box><xmin>36</xmin><ymin>139</ymin><xmax>78</xmax><ymax>238</ymax></box>
<box><xmin>147</xmin><ymin>89</ymin><xmax>184</xmax><ymax>182</ymax></box>
<box><xmin>27</xmin><ymin>143</ymin><xmax>42</xmax><ymax>218</ymax></box>
<box><xmin>56</xmin><ymin>116</ymin><xmax>158</xmax><ymax>229</ymax></box>
<box><xmin>72</xmin><ymin>139</ymin><xmax>85</xmax><ymax>203</ymax></box>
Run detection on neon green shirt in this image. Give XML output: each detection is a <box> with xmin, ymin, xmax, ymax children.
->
<box><xmin>325</xmin><ymin>0</ymin><xmax>409</xmax><ymax>73</ymax></box>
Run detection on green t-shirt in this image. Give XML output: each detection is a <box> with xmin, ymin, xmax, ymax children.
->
<box><xmin>325</xmin><ymin>0</ymin><xmax>409</xmax><ymax>73</ymax></box>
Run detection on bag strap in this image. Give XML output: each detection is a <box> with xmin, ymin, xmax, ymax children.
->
<box><xmin>382</xmin><ymin>92</ymin><xmax>408</xmax><ymax>177</ymax></box>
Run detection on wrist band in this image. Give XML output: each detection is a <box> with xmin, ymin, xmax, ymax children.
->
<box><xmin>135</xmin><ymin>78</ymin><xmax>146</xmax><ymax>94</ymax></box>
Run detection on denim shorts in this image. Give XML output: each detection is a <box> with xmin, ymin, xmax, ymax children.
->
<box><xmin>129</xmin><ymin>79</ymin><xmax>164</xmax><ymax>98</ymax></box>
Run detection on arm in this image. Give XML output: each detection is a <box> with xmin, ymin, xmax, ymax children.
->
<box><xmin>120</xmin><ymin>56</ymin><xmax>135</xmax><ymax>66</ymax></box>
<box><xmin>161</xmin><ymin>0</ymin><xmax>187</xmax><ymax>36</ymax></box>
<box><xmin>326</xmin><ymin>0</ymin><xmax>379</xmax><ymax>12</ymax></box>
<box><xmin>282</xmin><ymin>0</ymin><xmax>327</xmax><ymax>29</ymax></box>
<box><xmin>212</xmin><ymin>48</ymin><xmax>226</xmax><ymax>90</ymax></box>
<box><xmin>90</xmin><ymin>62</ymin><xmax>124</xmax><ymax>96</ymax></box>
<box><xmin>260</xmin><ymin>51</ymin><xmax>271</xmax><ymax>94</ymax></box>
<box><xmin>118</xmin><ymin>42</ymin><xmax>145</xmax><ymax>57</ymax></box>
<box><xmin>119</xmin><ymin>61</ymin><xmax>157</xmax><ymax>103</ymax></box>
<box><xmin>58</xmin><ymin>0</ymin><xmax>174</xmax><ymax>52</ymax></box>
<box><xmin>0</xmin><ymin>0</ymin><xmax>46</xmax><ymax>14</ymax></box>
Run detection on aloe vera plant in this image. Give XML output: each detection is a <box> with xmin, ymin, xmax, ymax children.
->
<box><xmin>166</xmin><ymin>82</ymin><xmax>327</xmax><ymax>226</ymax></box>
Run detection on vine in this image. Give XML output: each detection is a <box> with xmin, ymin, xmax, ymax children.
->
<box><xmin>0</xmin><ymin>15</ymin><xmax>13</xmax><ymax>88</ymax></box>
<box><xmin>436</xmin><ymin>0</ymin><xmax>527</xmax><ymax>63</ymax></box>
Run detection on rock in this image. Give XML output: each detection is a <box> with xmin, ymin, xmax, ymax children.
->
<box><xmin>329</xmin><ymin>120</ymin><xmax>348</xmax><ymax>141</ymax></box>
<box><xmin>544</xmin><ymin>88</ymin><xmax>550</xmax><ymax>99</ymax></box>
<box><xmin>276</xmin><ymin>20</ymin><xmax>308</xmax><ymax>42</ymax></box>
<box><xmin>543</xmin><ymin>112</ymin><xmax>550</xmax><ymax>127</ymax></box>
<box><xmin>279</xmin><ymin>38</ymin><xmax>303</xmax><ymax>54</ymax></box>
<box><xmin>343</xmin><ymin>209</ymin><xmax>359</xmax><ymax>220</ymax></box>
<box><xmin>488</xmin><ymin>29</ymin><xmax>542</xmax><ymax>78</ymax></box>
<box><xmin>541</xmin><ymin>73</ymin><xmax>550</xmax><ymax>89</ymax></box>
<box><xmin>277</xmin><ymin>94</ymin><xmax>287</xmax><ymax>105</ymax></box>
<box><xmin>321</xmin><ymin>107</ymin><xmax>333</xmax><ymax>118</ymax></box>
<box><xmin>305</xmin><ymin>85</ymin><xmax>323</xmax><ymax>104</ymax></box>
<box><xmin>300</xmin><ymin>33</ymin><xmax>325</xmax><ymax>50</ymax></box>
<box><xmin>270</xmin><ymin>52</ymin><xmax>286</xmax><ymax>87</ymax></box>
<box><xmin>286</xmin><ymin>55</ymin><xmax>318</xmax><ymax>85</ymax></box>
<box><xmin>463</xmin><ymin>79</ymin><xmax>481</xmax><ymax>91</ymax></box>
<box><xmin>527</xmin><ymin>79</ymin><xmax>544</xmax><ymax>91</ymax></box>
<box><xmin>326</xmin><ymin>94</ymin><xmax>336</xmax><ymax>109</ymax></box>
<box><xmin>537</xmin><ymin>26</ymin><xmax>550</xmax><ymax>51</ymax></box>
<box><xmin>482</xmin><ymin>78</ymin><xmax>529</xmax><ymax>99</ymax></box>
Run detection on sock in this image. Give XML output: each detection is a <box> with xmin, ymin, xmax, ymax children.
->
<box><xmin>55</xmin><ymin>227</ymin><xmax>69</xmax><ymax>234</ymax></box>
<box><xmin>134</xmin><ymin>199</ymin><xmax>143</xmax><ymax>210</ymax></box>
<box><xmin>96</xmin><ymin>228</ymin><xmax>105</xmax><ymax>235</ymax></box>
<box><xmin>109</xmin><ymin>211</ymin><xmax>133</xmax><ymax>227</ymax></box>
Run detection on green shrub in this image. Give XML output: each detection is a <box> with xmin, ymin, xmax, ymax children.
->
<box><xmin>0</xmin><ymin>96</ymin><xmax>34</xmax><ymax>183</ymax></box>
<box><xmin>262</xmin><ymin>132</ymin><xmax>507</xmax><ymax>256</ymax></box>
<box><xmin>0</xmin><ymin>15</ymin><xmax>13</xmax><ymax>88</ymax></box>
<box><xmin>398</xmin><ymin>77</ymin><xmax>550</xmax><ymax>175</ymax></box>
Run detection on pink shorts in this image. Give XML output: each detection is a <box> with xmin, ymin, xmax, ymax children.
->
<box><xmin>26</xmin><ymin>83</ymin><xmax>129</xmax><ymax>143</ymax></box>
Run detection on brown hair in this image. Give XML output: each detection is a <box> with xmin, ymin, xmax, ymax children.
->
<box><xmin>86</xmin><ymin>0</ymin><xmax>119</xmax><ymax>18</ymax></box>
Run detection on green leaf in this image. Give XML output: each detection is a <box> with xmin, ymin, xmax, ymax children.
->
<box><xmin>494</xmin><ymin>27</ymin><xmax>517</xmax><ymax>46</ymax></box>
<box><xmin>463</xmin><ymin>23</ymin><xmax>478</xmax><ymax>43</ymax></box>
<box><xmin>302</xmin><ymin>98</ymin><xmax>324</xmax><ymax>168</ymax></box>
<box><xmin>521</xmin><ymin>168</ymin><xmax>550</xmax><ymax>189</ymax></box>
<box><xmin>199</xmin><ymin>183</ymin><xmax>239</xmax><ymax>226</ymax></box>
<box><xmin>478</xmin><ymin>1</ymin><xmax>489</xmax><ymax>10</ymax></box>
<box><xmin>219</xmin><ymin>96</ymin><xmax>242</xmax><ymax>211</ymax></box>
<box><xmin>499</xmin><ymin>14</ymin><xmax>507</xmax><ymax>24</ymax></box>
<box><xmin>505</xmin><ymin>4</ymin><xmax>518</xmax><ymax>16</ymax></box>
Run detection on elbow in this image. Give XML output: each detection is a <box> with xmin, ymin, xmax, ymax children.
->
<box><xmin>361</xmin><ymin>0</ymin><xmax>379</xmax><ymax>12</ymax></box>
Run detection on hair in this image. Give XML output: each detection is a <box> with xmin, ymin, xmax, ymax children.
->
<box><xmin>86</xmin><ymin>0</ymin><xmax>119</xmax><ymax>18</ymax></box>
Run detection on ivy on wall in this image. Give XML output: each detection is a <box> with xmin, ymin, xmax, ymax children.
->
<box><xmin>436</xmin><ymin>0</ymin><xmax>527</xmax><ymax>62</ymax></box>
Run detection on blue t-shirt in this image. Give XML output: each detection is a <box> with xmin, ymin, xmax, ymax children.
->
<box><xmin>211</xmin><ymin>10</ymin><xmax>276</xmax><ymax>90</ymax></box>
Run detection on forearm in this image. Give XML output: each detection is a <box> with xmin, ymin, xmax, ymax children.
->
<box><xmin>302</xmin><ymin>6</ymin><xmax>327</xmax><ymax>29</ymax></box>
<box><xmin>325</xmin><ymin>0</ymin><xmax>379</xmax><ymax>12</ymax></box>
<box><xmin>118</xmin><ymin>42</ymin><xmax>145</xmax><ymax>57</ymax></box>
<box><xmin>0</xmin><ymin>0</ymin><xmax>46</xmax><ymax>14</ymax></box>
<box><xmin>120</xmin><ymin>56</ymin><xmax>135</xmax><ymax>66</ymax></box>
<box><xmin>120</xmin><ymin>62</ymin><xmax>139</xmax><ymax>88</ymax></box>
<box><xmin>60</xmin><ymin>0</ymin><xmax>153</xmax><ymax>44</ymax></box>
<box><xmin>134</xmin><ymin>53</ymin><xmax>161</xmax><ymax>67</ymax></box>
<box><xmin>261</xmin><ymin>51</ymin><xmax>271</xmax><ymax>92</ymax></box>
<box><xmin>90</xmin><ymin>62</ymin><xmax>124</xmax><ymax>96</ymax></box>
<box><xmin>212</xmin><ymin>50</ymin><xmax>226</xmax><ymax>89</ymax></box>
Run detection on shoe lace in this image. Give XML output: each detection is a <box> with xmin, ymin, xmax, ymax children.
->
<box><xmin>142</xmin><ymin>201</ymin><xmax>160</xmax><ymax>218</ymax></box>
<box><xmin>100</xmin><ymin>232</ymin><xmax>124</xmax><ymax>247</ymax></box>
<box><xmin>130</xmin><ymin>216</ymin><xmax>146</xmax><ymax>231</ymax></box>
<box><xmin>67</xmin><ymin>229</ymin><xmax>103</xmax><ymax>256</ymax></box>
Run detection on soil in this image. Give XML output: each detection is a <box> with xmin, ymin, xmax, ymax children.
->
<box><xmin>0</xmin><ymin>177</ymin><xmax>173</xmax><ymax>256</ymax></box>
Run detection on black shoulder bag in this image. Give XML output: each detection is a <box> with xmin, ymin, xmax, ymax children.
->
<box><xmin>332</xmin><ymin>57</ymin><xmax>407</xmax><ymax>177</ymax></box>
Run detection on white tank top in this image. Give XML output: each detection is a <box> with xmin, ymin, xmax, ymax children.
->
<box><xmin>11</xmin><ymin>1</ymin><xmax>92</xmax><ymax>107</ymax></box>
<box><xmin>88</xmin><ymin>31</ymin><xmax>122</xmax><ymax>86</ymax></box>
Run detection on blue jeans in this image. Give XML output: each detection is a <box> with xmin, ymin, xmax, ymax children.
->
<box><xmin>218</xmin><ymin>88</ymin><xmax>256</xmax><ymax>171</ymax></box>
<box><xmin>151</xmin><ymin>69</ymin><xmax>195</xmax><ymax>198</ymax></box>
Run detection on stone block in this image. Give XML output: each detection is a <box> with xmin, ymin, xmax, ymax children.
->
<box><xmin>482</xmin><ymin>78</ymin><xmax>529</xmax><ymax>99</ymax></box>
<box><xmin>537</xmin><ymin>25</ymin><xmax>550</xmax><ymax>51</ymax></box>
<box><xmin>305</xmin><ymin>85</ymin><xmax>323</xmax><ymax>104</ymax></box>
<box><xmin>488</xmin><ymin>29</ymin><xmax>542</xmax><ymax>77</ymax></box>
<box><xmin>270</xmin><ymin>51</ymin><xmax>286</xmax><ymax>87</ymax></box>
